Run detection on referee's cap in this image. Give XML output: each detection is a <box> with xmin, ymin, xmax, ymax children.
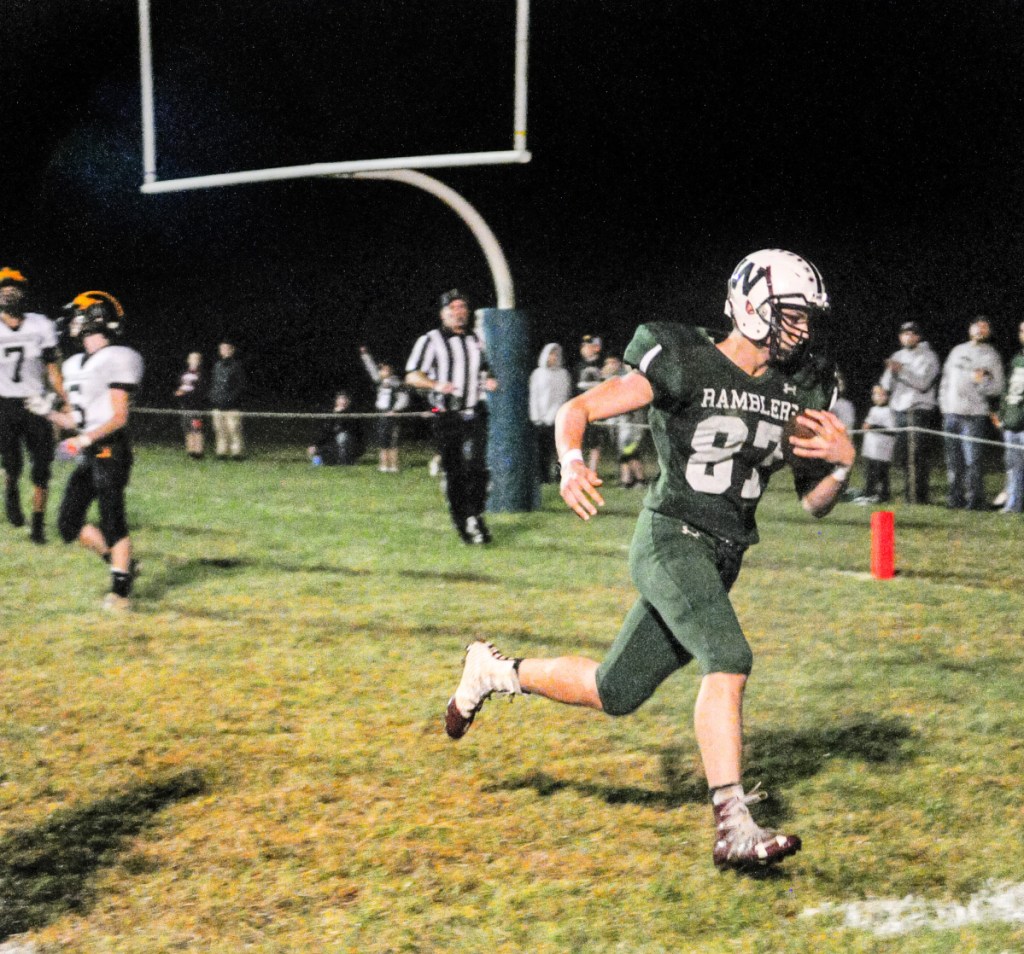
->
<box><xmin>439</xmin><ymin>288</ymin><xmax>469</xmax><ymax>309</ymax></box>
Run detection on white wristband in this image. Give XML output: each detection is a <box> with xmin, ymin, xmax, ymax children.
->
<box><xmin>830</xmin><ymin>465</ymin><xmax>850</xmax><ymax>483</ymax></box>
<box><xmin>560</xmin><ymin>449</ymin><xmax>584</xmax><ymax>470</ymax></box>
<box><xmin>78</xmin><ymin>433</ymin><xmax>93</xmax><ymax>449</ymax></box>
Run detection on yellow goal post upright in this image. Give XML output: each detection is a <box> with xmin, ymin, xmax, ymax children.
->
<box><xmin>136</xmin><ymin>0</ymin><xmax>540</xmax><ymax>511</ymax></box>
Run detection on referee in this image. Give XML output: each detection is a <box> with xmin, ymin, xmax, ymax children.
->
<box><xmin>406</xmin><ymin>289</ymin><xmax>497</xmax><ymax>544</ymax></box>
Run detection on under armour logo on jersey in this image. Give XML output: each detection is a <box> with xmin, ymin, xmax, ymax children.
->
<box><xmin>783</xmin><ymin>383</ymin><xmax>797</xmax><ymax>395</ymax></box>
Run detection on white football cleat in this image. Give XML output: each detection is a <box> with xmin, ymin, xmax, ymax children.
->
<box><xmin>445</xmin><ymin>641</ymin><xmax>521</xmax><ymax>740</ymax></box>
<box><xmin>712</xmin><ymin>785</ymin><xmax>801</xmax><ymax>869</ymax></box>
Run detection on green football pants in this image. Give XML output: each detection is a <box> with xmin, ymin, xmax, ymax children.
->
<box><xmin>596</xmin><ymin>508</ymin><xmax>753</xmax><ymax>716</ymax></box>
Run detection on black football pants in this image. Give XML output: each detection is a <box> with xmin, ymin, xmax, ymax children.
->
<box><xmin>0</xmin><ymin>398</ymin><xmax>54</xmax><ymax>488</ymax></box>
<box><xmin>433</xmin><ymin>408</ymin><xmax>489</xmax><ymax>530</ymax></box>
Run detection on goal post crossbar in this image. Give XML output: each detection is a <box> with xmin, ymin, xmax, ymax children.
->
<box><xmin>137</xmin><ymin>0</ymin><xmax>531</xmax><ymax>194</ymax></box>
<box><xmin>138</xmin><ymin>150</ymin><xmax>532</xmax><ymax>194</ymax></box>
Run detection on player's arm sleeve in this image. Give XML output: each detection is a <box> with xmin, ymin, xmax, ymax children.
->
<box><xmin>623</xmin><ymin>324</ymin><xmax>669</xmax><ymax>399</ymax></box>
<box><xmin>42</xmin><ymin>319</ymin><xmax>60</xmax><ymax>350</ymax></box>
<box><xmin>109</xmin><ymin>350</ymin><xmax>145</xmax><ymax>392</ymax></box>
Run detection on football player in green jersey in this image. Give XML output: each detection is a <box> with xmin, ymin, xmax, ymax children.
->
<box><xmin>445</xmin><ymin>250</ymin><xmax>856</xmax><ymax>870</ymax></box>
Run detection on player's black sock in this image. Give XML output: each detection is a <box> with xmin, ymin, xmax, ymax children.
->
<box><xmin>512</xmin><ymin>657</ymin><xmax>530</xmax><ymax>694</ymax></box>
<box><xmin>5</xmin><ymin>484</ymin><xmax>24</xmax><ymax>527</ymax></box>
<box><xmin>30</xmin><ymin>512</ymin><xmax>45</xmax><ymax>544</ymax></box>
<box><xmin>111</xmin><ymin>570</ymin><xmax>132</xmax><ymax>598</ymax></box>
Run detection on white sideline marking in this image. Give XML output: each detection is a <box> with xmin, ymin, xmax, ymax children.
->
<box><xmin>801</xmin><ymin>880</ymin><xmax>1024</xmax><ymax>936</ymax></box>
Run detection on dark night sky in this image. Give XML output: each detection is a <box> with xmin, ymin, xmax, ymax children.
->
<box><xmin>3</xmin><ymin>0</ymin><xmax>1023</xmax><ymax>411</ymax></box>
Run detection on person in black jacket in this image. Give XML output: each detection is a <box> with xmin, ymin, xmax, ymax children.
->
<box><xmin>209</xmin><ymin>340</ymin><xmax>246</xmax><ymax>459</ymax></box>
<box><xmin>307</xmin><ymin>391</ymin><xmax>364</xmax><ymax>466</ymax></box>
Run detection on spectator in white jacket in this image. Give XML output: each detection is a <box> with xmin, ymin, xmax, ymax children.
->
<box><xmin>938</xmin><ymin>316</ymin><xmax>1005</xmax><ymax>509</ymax></box>
<box><xmin>879</xmin><ymin>321</ymin><xmax>940</xmax><ymax>504</ymax></box>
<box><xmin>529</xmin><ymin>343</ymin><xmax>572</xmax><ymax>483</ymax></box>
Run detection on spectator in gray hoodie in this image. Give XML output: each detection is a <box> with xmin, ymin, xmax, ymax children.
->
<box><xmin>879</xmin><ymin>321</ymin><xmax>940</xmax><ymax>504</ymax></box>
<box><xmin>938</xmin><ymin>316</ymin><xmax>1005</xmax><ymax>509</ymax></box>
<box><xmin>529</xmin><ymin>343</ymin><xmax>572</xmax><ymax>483</ymax></box>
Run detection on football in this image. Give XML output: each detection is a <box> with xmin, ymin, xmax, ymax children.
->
<box><xmin>781</xmin><ymin>414</ymin><xmax>816</xmax><ymax>468</ymax></box>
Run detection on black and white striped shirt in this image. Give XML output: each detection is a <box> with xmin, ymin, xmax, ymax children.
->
<box><xmin>406</xmin><ymin>328</ymin><xmax>489</xmax><ymax>411</ymax></box>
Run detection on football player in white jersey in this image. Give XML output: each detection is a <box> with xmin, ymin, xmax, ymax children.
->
<box><xmin>49</xmin><ymin>291</ymin><xmax>144</xmax><ymax>612</ymax></box>
<box><xmin>0</xmin><ymin>267</ymin><xmax>68</xmax><ymax>543</ymax></box>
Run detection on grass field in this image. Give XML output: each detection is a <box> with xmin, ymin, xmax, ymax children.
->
<box><xmin>1</xmin><ymin>443</ymin><xmax>1022</xmax><ymax>953</ymax></box>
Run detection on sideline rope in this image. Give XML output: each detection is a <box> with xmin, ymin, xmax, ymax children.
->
<box><xmin>135</xmin><ymin>409</ymin><xmax>1021</xmax><ymax>452</ymax></box>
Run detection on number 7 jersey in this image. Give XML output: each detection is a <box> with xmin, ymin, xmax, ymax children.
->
<box><xmin>0</xmin><ymin>312</ymin><xmax>58</xmax><ymax>398</ymax></box>
<box><xmin>623</xmin><ymin>322</ymin><xmax>835</xmax><ymax>547</ymax></box>
<box><xmin>62</xmin><ymin>344</ymin><xmax>145</xmax><ymax>434</ymax></box>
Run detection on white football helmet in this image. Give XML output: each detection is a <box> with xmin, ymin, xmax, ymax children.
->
<box><xmin>724</xmin><ymin>249</ymin><xmax>829</xmax><ymax>365</ymax></box>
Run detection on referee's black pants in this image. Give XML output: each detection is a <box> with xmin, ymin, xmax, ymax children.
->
<box><xmin>433</xmin><ymin>407</ymin><xmax>489</xmax><ymax>531</ymax></box>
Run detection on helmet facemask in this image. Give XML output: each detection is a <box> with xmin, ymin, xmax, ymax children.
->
<box><xmin>0</xmin><ymin>268</ymin><xmax>27</xmax><ymax>319</ymax></box>
<box><xmin>764</xmin><ymin>301</ymin><xmax>825</xmax><ymax>368</ymax></box>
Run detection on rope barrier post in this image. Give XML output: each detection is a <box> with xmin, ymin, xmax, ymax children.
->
<box><xmin>870</xmin><ymin>510</ymin><xmax>896</xmax><ymax>579</ymax></box>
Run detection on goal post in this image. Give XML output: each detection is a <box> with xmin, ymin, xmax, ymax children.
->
<box><xmin>480</xmin><ymin>308</ymin><xmax>541</xmax><ymax>513</ymax></box>
<box><xmin>136</xmin><ymin>0</ymin><xmax>540</xmax><ymax>512</ymax></box>
<box><xmin>136</xmin><ymin>0</ymin><xmax>531</xmax><ymax>192</ymax></box>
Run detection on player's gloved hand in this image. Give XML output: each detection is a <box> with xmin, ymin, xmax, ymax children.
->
<box><xmin>559</xmin><ymin>451</ymin><xmax>604</xmax><ymax>521</ymax></box>
<box><xmin>24</xmin><ymin>393</ymin><xmax>58</xmax><ymax>416</ymax></box>
<box><xmin>57</xmin><ymin>434</ymin><xmax>93</xmax><ymax>460</ymax></box>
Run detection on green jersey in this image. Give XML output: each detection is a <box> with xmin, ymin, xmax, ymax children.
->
<box><xmin>999</xmin><ymin>350</ymin><xmax>1024</xmax><ymax>432</ymax></box>
<box><xmin>623</xmin><ymin>322</ymin><xmax>835</xmax><ymax>547</ymax></box>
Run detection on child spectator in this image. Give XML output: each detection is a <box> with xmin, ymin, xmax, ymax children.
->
<box><xmin>173</xmin><ymin>351</ymin><xmax>205</xmax><ymax>459</ymax></box>
<box><xmin>360</xmin><ymin>347</ymin><xmax>410</xmax><ymax>473</ymax></box>
<box><xmin>307</xmin><ymin>391</ymin><xmax>365</xmax><ymax>466</ymax></box>
<box><xmin>854</xmin><ymin>385</ymin><xmax>896</xmax><ymax>504</ymax></box>
<box><xmin>602</xmin><ymin>354</ymin><xmax>647</xmax><ymax>488</ymax></box>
